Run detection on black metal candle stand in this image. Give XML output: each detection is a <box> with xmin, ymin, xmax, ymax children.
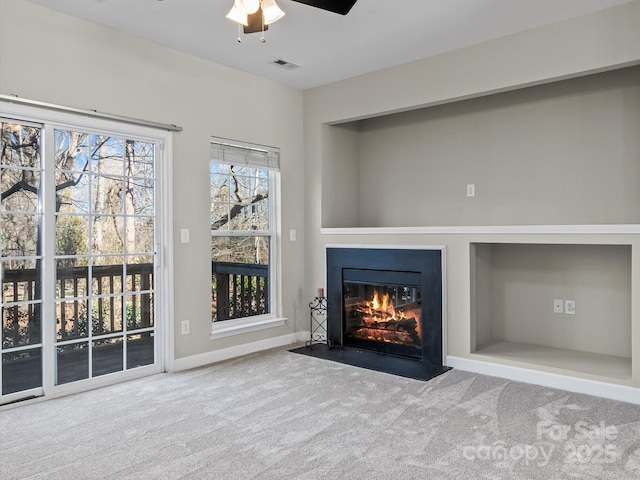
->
<box><xmin>306</xmin><ymin>296</ymin><xmax>328</xmax><ymax>348</ymax></box>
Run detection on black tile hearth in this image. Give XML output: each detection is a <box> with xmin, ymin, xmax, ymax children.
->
<box><xmin>289</xmin><ymin>344</ymin><xmax>451</xmax><ymax>381</ymax></box>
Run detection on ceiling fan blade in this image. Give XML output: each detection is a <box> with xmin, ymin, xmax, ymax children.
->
<box><xmin>290</xmin><ymin>0</ymin><xmax>358</xmax><ymax>15</ymax></box>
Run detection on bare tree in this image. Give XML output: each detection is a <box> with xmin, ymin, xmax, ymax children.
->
<box><xmin>210</xmin><ymin>166</ymin><xmax>267</xmax><ymax>230</ymax></box>
<box><xmin>210</xmin><ymin>165</ymin><xmax>269</xmax><ymax>265</ymax></box>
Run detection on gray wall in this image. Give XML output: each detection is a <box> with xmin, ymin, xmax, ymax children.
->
<box><xmin>305</xmin><ymin>1</ymin><xmax>640</xmax><ymax>386</ymax></box>
<box><xmin>0</xmin><ymin>0</ymin><xmax>307</xmax><ymax>362</ymax></box>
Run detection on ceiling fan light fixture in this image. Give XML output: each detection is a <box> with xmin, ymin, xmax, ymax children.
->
<box><xmin>261</xmin><ymin>0</ymin><xmax>285</xmax><ymax>25</ymax></box>
<box><xmin>226</xmin><ymin>3</ymin><xmax>248</xmax><ymax>26</ymax></box>
<box><xmin>238</xmin><ymin>0</ymin><xmax>260</xmax><ymax>14</ymax></box>
<box><xmin>227</xmin><ymin>0</ymin><xmax>288</xmax><ymax>42</ymax></box>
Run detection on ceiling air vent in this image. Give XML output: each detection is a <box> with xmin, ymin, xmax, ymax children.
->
<box><xmin>272</xmin><ymin>58</ymin><xmax>301</xmax><ymax>70</ymax></box>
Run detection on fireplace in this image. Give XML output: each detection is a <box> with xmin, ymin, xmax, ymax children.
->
<box><xmin>318</xmin><ymin>247</ymin><xmax>449</xmax><ymax>380</ymax></box>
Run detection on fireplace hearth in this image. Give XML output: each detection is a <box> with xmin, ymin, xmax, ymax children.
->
<box><xmin>292</xmin><ymin>247</ymin><xmax>450</xmax><ymax>381</ymax></box>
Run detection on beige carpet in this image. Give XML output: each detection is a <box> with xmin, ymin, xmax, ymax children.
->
<box><xmin>1</xmin><ymin>346</ymin><xmax>639</xmax><ymax>479</ymax></box>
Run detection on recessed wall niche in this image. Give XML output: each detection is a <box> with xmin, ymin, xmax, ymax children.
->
<box><xmin>321</xmin><ymin>66</ymin><xmax>640</xmax><ymax>228</ymax></box>
<box><xmin>470</xmin><ymin>242</ymin><xmax>632</xmax><ymax>383</ymax></box>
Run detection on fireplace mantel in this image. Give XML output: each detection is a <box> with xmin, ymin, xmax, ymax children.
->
<box><xmin>321</xmin><ymin>224</ymin><xmax>639</xmax><ymax>235</ymax></box>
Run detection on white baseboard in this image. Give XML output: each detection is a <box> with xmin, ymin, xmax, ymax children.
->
<box><xmin>173</xmin><ymin>331</ymin><xmax>310</xmax><ymax>372</ymax></box>
<box><xmin>447</xmin><ymin>356</ymin><xmax>639</xmax><ymax>405</ymax></box>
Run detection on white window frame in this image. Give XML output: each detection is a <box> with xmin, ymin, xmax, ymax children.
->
<box><xmin>0</xmin><ymin>99</ymin><xmax>174</xmax><ymax>402</ymax></box>
<box><xmin>209</xmin><ymin>137</ymin><xmax>284</xmax><ymax>339</ymax></box>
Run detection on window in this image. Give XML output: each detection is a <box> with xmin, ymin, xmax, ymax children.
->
<box><xmin>210</xmin><ymin>138</ymin><xmax>282</xmax><ymax>338</ymax></box>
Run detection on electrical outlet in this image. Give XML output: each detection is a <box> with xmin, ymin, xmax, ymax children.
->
<box><xmin>553</xmin><ymin>299</ymin><xmax>564</xmax><ymax>314</ymax></box>
<box><xmin>565</xmin><ymin>300</ymin><xmax>576</xmax><ymax>315</ymax></box>
<box><xmin>181</xmin><ymin>319</ymin><xmax>190</xmax><ymax>335</ymax></box>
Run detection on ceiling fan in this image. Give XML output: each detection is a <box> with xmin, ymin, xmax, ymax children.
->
<box><xmin>227</xmin><ymin>0</ymin><xmax>358</xmax><ymax>41</ymax></box>
<box><xmin>290</xmin><ymin>0</ymin><xmax>358</xmax><ymax>15</ymax></box>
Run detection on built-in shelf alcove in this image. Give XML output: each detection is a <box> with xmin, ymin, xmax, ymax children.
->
<box><xmin>321</xmin><ymin>65</ymin><xmax>640</xmax><ymax>230</ymax></box>
<box><xmin>470</xmin><ymin>242</ymin><xmax>633</xmax><ymax>384</ymax></box>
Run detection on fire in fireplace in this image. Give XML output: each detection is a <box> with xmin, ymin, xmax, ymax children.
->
<box><xmin>344</xmin><ymin>281</ymin><xmax>422</xmax><ymax>359</ymax></box>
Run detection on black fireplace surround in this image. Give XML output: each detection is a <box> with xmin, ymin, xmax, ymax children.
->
<box><xmin>321</xmin><ymin>247</ymin><xmax>450</xmax><ymax>380</ymax></box>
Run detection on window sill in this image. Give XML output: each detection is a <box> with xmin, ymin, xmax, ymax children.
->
<box><xmin>209</xmin><ymin>315</ymin><xmax>286</xmax><ymax>340</ymax></box>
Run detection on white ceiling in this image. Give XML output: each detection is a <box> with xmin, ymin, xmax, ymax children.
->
<box><xmin>26</xmin><ymin>0</ymin><xmax>634</xmax><ymax>90</ymax></box>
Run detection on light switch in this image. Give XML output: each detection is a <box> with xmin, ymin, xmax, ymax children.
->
<box><xmin>180</xmin><ymin>228</ymin><xmax>190</xmax><ymax>244</ymax></box>
<box><xmin>467</xmin><ymin>184</ymin><xmax>476</xmax><ymax>197</ymax></box>
<box><xmin>289</xmin><ymin>229</ymin><xmax>297</xmax><ymax>242</ymax></box>
<box><xmin>565</xmin><ymin>300</ymin><xmax>576</xmax><ymax>315</ymax></box>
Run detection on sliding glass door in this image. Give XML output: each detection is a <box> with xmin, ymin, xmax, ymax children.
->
<box><xmin>1</xmin><ymin>114</ymin><xmax>165</xmax><ymax>404</ymax></box>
